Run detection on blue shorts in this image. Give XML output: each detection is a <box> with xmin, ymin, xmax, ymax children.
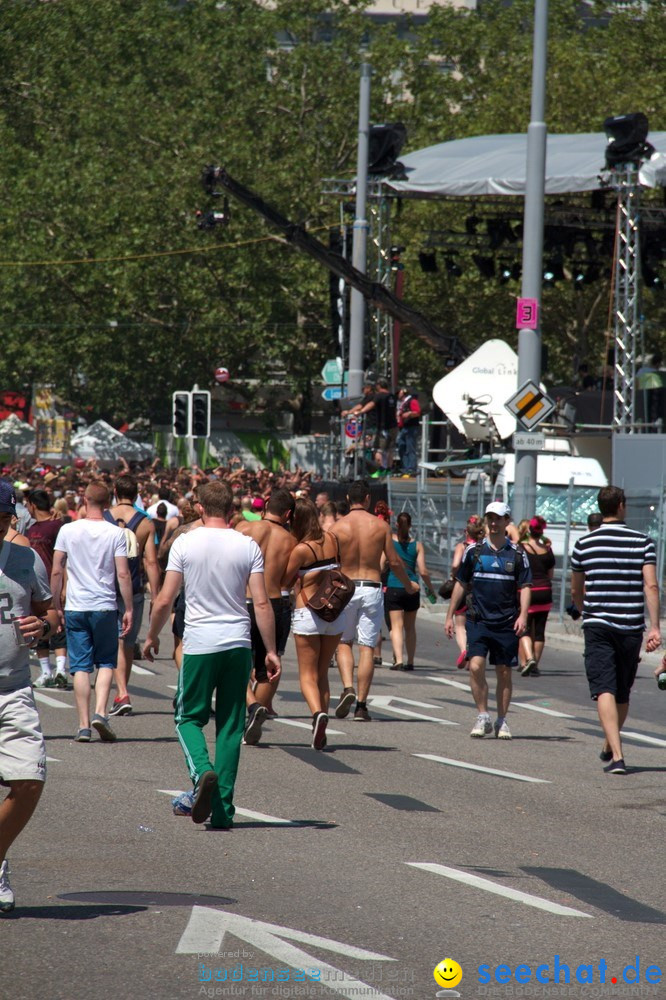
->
<box><xmin>65</xmin><ymin>610</ymin><xmax>118</xmax><ymax>673</ymax></box>
<box><xmin>465</xmin><ymin>619</ymin><xmax>518</xmax><ymax>668</ymax></box>
<box><xmin>118</xmin><ymin>592</ymin><xmax>145</xmax><ymax>647</ymax></box>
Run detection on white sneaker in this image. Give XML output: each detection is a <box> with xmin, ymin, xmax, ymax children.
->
<box><xmin>33</xmin><ymin>673</ymin><xmax>54</xmax><ymax>688</ymax></box>
<box><xmin>0</xmin><ymin>860</ymin><xmax>15</xmax><ymax>913</ymax></box>
<box><xmin>470</xmin><ymin>714</ymin><xmax>493</xmax><ymax>738</ymax></box>
<box><xmin>494</xmin><ymin>719</ymin><xmax>512</xmax><ymax>740</ymax></box>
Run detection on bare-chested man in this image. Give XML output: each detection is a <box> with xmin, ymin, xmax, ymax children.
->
<box><xmin>236</xmin><ymin>489</ymin><xmax>296</xmax><ymax>745</ymax></box>
<box><xmin>331</xmin><ymin>480</ymin><xmax>419</xmax><ymax>721</ymax></box>
<box><xmin>106</xmin><ymin>475</ymin><xmax>161</xmax><ymax>717</ymax></box>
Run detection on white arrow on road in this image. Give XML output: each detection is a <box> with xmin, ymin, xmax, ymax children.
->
<box><xmin>177</xmin><ymin>907</ymin><xmax>399</xmax><ymax>1000</ymax></box>
<box><xmin>367</xmin><ymin>695</ymin><xmax>458</xmax><ymax>726</ymax></box>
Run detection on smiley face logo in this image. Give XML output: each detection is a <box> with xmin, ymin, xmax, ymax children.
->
<box><xmin>434</xmin><ymin>958</ymin><xmax>463</xmax><ymax>989</ymax></box>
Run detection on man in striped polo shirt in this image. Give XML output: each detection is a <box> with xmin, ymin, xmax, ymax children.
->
<box><xmin>571</xmin><ymin>486</ymin><xmax>661</xmax><ymax>775</ymax></box>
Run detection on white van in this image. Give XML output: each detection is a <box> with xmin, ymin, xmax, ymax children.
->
<box><xmin>493</xmin><ymin>454</ymin><xmax>609</xmax><ymax>557</ymax></box>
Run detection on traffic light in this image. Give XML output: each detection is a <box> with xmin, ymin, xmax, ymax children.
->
<box><xmin>191</xmin><ymin>390</ymin><xmax>211</xmax><ymax>438</ymax></box>
<box><xmin>172</xmin><ymin>392</ymin><xmax>190</xmax><ymax>438</ymax></box>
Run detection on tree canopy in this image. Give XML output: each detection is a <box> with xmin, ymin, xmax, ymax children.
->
<box><xmin>1</xmin><ymin>0</ymin><xmax>665</xmax><ymax>428</ymax></box>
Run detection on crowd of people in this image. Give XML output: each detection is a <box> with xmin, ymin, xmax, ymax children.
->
<box><xmin>0</xmin><ymin>459</ymin><xmax>662</xmax><ymax>912</ymax></box>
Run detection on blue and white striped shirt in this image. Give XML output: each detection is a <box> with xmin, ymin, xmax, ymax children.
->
<box><xmin>571</xmin><ymin>523</ymin><xmax>656</xmax><ymax>631</ymax></box>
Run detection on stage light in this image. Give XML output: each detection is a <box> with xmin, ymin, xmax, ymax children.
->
<box><xmin>604</xmin><ymin>113</ymin><xmax>654</xmax><ymax>168</ymax></box>
<box><xmin>472</xmin><ymin>255</ymin><xmax>495</xmax><ymax>279</ymax></box>
<box><xmin>418</xmin><ymin>250</ymin><xmax>438</xmax><ymax>273</ymax></box>
<box><xmin>445</xmin><ymin>257</ymin><xmax>462</xmax><ymax>277</ymax></box>
<box><xmin>543</xmin><ymin>259</ymin><xmax>565</xmax><ymax>286</ymax></box>
<box><xmin>368</xmin><ymin>123</ymin><xmax>407</xmax><ymax>175</ymax></box>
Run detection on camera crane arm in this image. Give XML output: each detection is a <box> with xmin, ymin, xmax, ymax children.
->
<box><xmin>201</xmin><ymin>166</ymin><xmax>469</xmax><ymax>363</ymax></box>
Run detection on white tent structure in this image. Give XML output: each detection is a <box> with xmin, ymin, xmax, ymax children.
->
<box><xmin>387</xmin><ymin>131</ymin><xmax>666</xmax><ymax>198</ymax></box>
<box><xmin>70</xmin><ymin>420</ymin><xmax>152</xmax><ymax>462</ymax></box>
<box><xmin>0</xmin><ymin>414</ymin><xmax>36</xmax><ymax>457</ymax></box>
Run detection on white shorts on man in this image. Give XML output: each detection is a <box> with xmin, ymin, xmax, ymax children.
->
<box><xmin>341</xmin><ymin>585</ymin><xmax>384</xmax><ymax>647</ymax></box>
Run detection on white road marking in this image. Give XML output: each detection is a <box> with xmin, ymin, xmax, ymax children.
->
<box><xmin>427</xmin><ymin>675</ymin><xmax>471</xmax><ymax>692</ymax></box>
<box><xmin>413</xmin><ymin>753</ymin><xmax>550</xmax><ymax>784</ymax></box>
<box><xmin>511</xmin><ymin>701</ymin><xmax>575</xmax><ymax>718</ymax></box>
<box><xmin>407</xmin><ymin>863</ymin><xmax>592</xmax><ymax>918</ymax></box>
<box><xmin>622</xmin><ymin>730</ymin><xmax>666</xmax><ymax>748</ymax></box>
<box><xmin>33</xmin><ymin>691</ymin><xmax>72</xmax><ymax>709</ymax></box>
<box><xmin>157</xmin><ymin>790</ymin><xmax>297</xmax><ymax>825</ymax></box>
<box><xmin>271</xmin><ymin>718</ymin><xmax>345</xmax><ymax>735</ymax></box>
<box><xmin>46</xmin><ymin>756</ymin><xmax>61</xmax><ymax>762</ymax></box>
<box><xmin>368</xmin><ymin>695</ymin><xmax>458</xmax><ymax>726</ymax></box>
<box><xmin>130</xmin><ymin>664</ymin><xmax>155</xmax><ymax>675</ymax></box>
<box><xmin>177</xmin><ymin>907</ymin><xmax>399</xmax><ymax>1000</ymax></box>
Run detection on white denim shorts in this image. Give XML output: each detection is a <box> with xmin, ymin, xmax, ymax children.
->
<box><xmin>340</xmin><ymin>585</ymin><xmax>384</xmax><ymax>647</ymax></box>
<box><xmin>0</xmin><ymin>686</ymin><xmax>47</xmax><ymax>784</ymax></box>
<box><xmin>291</xmin><ymin>606</ymin><xmax>344</xmax><ymax>637</ymax></box>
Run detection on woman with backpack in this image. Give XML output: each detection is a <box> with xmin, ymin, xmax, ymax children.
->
<box><xmin>282</xmin><ymin>498</ymin><xmax>346</xmax><ymax>751</ymax></box>
<box><xmin>383</xmin><ymin>511</ymin><xmax>434</xmax><ymax>672</ymax></box>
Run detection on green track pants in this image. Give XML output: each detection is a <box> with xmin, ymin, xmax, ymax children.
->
<box><xmin>175</xmin><ymin>647</ymin><xmax>251</xmax><ymax>828</ymax></box>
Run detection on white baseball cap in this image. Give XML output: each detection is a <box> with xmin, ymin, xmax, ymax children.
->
<box><xmin>485</xmin><ymin>501</ymin><xmax>511</xmax><ymax>518</ymax></box>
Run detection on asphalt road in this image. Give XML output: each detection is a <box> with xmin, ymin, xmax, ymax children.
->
<box><xmin>4</xmin><ymin>609</ymin><xmax>666</xmax><ymax>1000</ymax></box>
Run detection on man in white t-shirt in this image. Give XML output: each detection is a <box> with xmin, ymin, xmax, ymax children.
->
<box><xmin>146</xmin><ymin>487</ymin><xmax>179</xmax><ymax>522</ymax></box>
<box><xmin>51</xmin><ymin>482</ymin><xmax>133</xmax><ymax>744</ymax></box>
<box><xmin>143</xmin><ymin>480</ymin><xmax>280</xmax><ymax>828</ymax></box>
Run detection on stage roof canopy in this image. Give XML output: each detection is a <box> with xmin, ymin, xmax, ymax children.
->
<box><xmin>387</xmin><ymin>131</ymin><xmax>666</xmax><ymax>198</ymax></box>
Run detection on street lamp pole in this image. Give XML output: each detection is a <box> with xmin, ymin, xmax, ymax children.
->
<box><xmin>347</xmin><ymin>63</ymin><xmax>372</xmax><ymax>401</ymax></box>
<box><xmin>513</xmin><ymin>0</ymin><xmax>548</xmax><ymax>523</ymax></box>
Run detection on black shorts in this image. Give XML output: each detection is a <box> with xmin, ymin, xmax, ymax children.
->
<box><xmin>172</xmin><ymin>590</ymin><xmax>185</xmax><ymax>640</ymax></box>
<box><xmin>36</xmin><ymin>627</ymin><xmax>67</xmax><ymax>653</ymax></box>
<box><xmin>527</xmin><ymin>609</ymin><xmax>549</xmax><ymax>643</ymax></box>
<box><xmin>466</xmin><ymin>619</ymin><xmax>518</xmax><ymax>667</ymax></box>
<box><xmin>248</xmin><ymin>596</ymin><xmax>291</xmax><ymax>682</ymax></box>
<box><xmin>583</xmin><ymin>623</ymin><xmax>643</xmax><ymax>704</ymax></box>
<box><xmin>384</xmin><ymin>586</ymin><xmax>420</xmax><ymax>614</ymax></box>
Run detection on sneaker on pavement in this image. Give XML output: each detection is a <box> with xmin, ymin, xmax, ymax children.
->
<box><xmin>456</xmin><ymin>650</ymin><xmax>468</xmax><ymax>669</ymax></box>
<box><xmin>403</xmin><ymin>663</ymin><xmax>414</xmax><ymax>671</ymax></box>
<box><xmin>312</xmin><ymin>712</ymin><xmax>328</xmax><ymax>751</ymax></box>
<box><xmin>75</xmin><ymin>728</ymin><xmax>92</xmax><ymax>743</ymax></box>
<box><xmin>91</xmin><ymin>714</ymin><xmax>117</xmax><ymax>742</ymax></box>
<box><xmin>470</xmin><ymin>714</ymin><xmax>493</xmax><ymax>738</ymax></box>
<box><xmin>599</xmin><ymin>746</ymin><xmax>613</xmax><ymax>763</ymax></box>
<box><xmin>494</xmin><ymin>719</ymin><xmax>512</xmax><ymax>740</ymax></box>
<box><xmin>243</xmin><ymin>704</ymin><xmax>268</xmax><ymax>746</ymax></box>
<box><xmin>604</xmin><ymin>757</ymin><xmax>627</xmax><ymax>774</ymax></box>
<box><xmin>389</xmin><ymin>662</ymin><xmax>403</xmax><ymax>672</ymax></box>
<box><xmin>54</xmin><ymin>671</ymin><xmax>69</xmax><ymax>689</ymax></box>
<box><xmin>34</xmin><ymin>673</ymin><xmax>54</xmax><ymax>688</ymax></box>
<box><xmin>172</xmin><ymin>790</ymin><xmax>194</xmax><ymax>816</ymax></box>
<box><xmin>0</xmin><ymin>860</ymin><xmax>15</xmax><ymax>914</ymax></box>
<box><xmin>109</xmin><ymin>696</ymin><xmax>132</xmax><ymax>717</ymax></box>
<box><xmin>521</xmin><ymin>658</ymin><xmax>537</xmax><ymax>677</ymax></box>
<box><xmin>334</xmin><ymin>688</ymin><xmax>356</xmax><ymax>719</ymax></box>
<box><xmin>191</xmin><ymin>770</ymin><xmax>218</xmax><ymax>824</ymax></box>
<box><xmin>353</xmin><ymin>704</ymin><xmax>371</xmax><ymax>722</ymax></box>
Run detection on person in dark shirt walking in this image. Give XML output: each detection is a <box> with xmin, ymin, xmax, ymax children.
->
<box><xmin>445</xmin><ymin>502</ymin><xmax>531</xmax><ymax>740</ymax></box>
<box><xmin>571</xmin><ymin>486</ymin><xmax>661</xmax><ymax>775</ymax></box>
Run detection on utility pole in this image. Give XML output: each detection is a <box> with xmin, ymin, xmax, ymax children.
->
<box><xmin>513</xmin><ymin>0</ymin><xmax>548</xmax><ymax>523</ymax></box>
<box><xmin>347</xmin><ymin>63</ymin><xmax>372</xmax><ymax>401</ymax></box>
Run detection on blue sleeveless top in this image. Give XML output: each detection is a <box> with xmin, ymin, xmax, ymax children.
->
<box><xmin>387</xmin><ymin>538</ymin><xmax>418</xmax><ymax>588</ymax></box>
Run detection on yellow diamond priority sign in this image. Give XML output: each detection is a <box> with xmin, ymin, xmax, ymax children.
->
<box><xmin>505</xmin><ymin>380</ymin><xmax>556</xmax><ymax>431</ymax></box>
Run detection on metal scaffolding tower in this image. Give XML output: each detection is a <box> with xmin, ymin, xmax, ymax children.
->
<box><xmin>611</xmin><ymin>166</ymin><xmax>641</xmax><ymax>432</ymax></box>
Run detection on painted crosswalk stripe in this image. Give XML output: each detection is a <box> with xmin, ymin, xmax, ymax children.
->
<box><xmin>512</xmin><ymin>701</ymin><xmax>575</xmax><ymax>719</ymax></box>
<box><xmin>368</xmin><ymin>696</ymin><xmax>458</xmax><ymax>726</ymax></box>
<box><xmin>33</xmin><ymin>691</ymin><xmax>72</xmax><ymax>709</ymax></box>
<box><xmin>130</xmin><ymin>664</ymin><xmax>155</xmax><ymax>676</ymax></box>
<box><xmin>157</xmin><ymin>790</ymin><xmax>297</xmax><ymax>825</ymax></box>
<box><xmin>407</xmin><ymin>863</ymin><xmax>592</xmax><ymax>917</ymax></box>
<box><xmin>271</xmin><ymin>718</ymin><xmax>345</xmax><ymax>736</ymax></box>
<box><xmin>622</xmin><ymin>730</ymin><xmax>666</xmax><ymax>748</ymax></box>
<box><xmin>413</xmin><ymin>753</ymin><xmax>550</xmax><ymax>783</ymax></box>
<box><xmin>426</xmin><ymin>675</ymin><xmax>471</xmax><ymax>692</ymax></box>
<box><xmin>46</xmin><ymin>756</ymin><xmax>61</xmax><ymax>762</ymax></box>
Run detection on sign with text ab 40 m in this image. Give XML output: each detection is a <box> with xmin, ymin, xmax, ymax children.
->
<box><xmin>513</xmin><ymin>432</ymin><xmax>545</xmax><ymax>451</ymax></box>
<box><xmin>505</xmin><ymin>380</ymin><xmax>556</xmax><ymax>432</ymax></box>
